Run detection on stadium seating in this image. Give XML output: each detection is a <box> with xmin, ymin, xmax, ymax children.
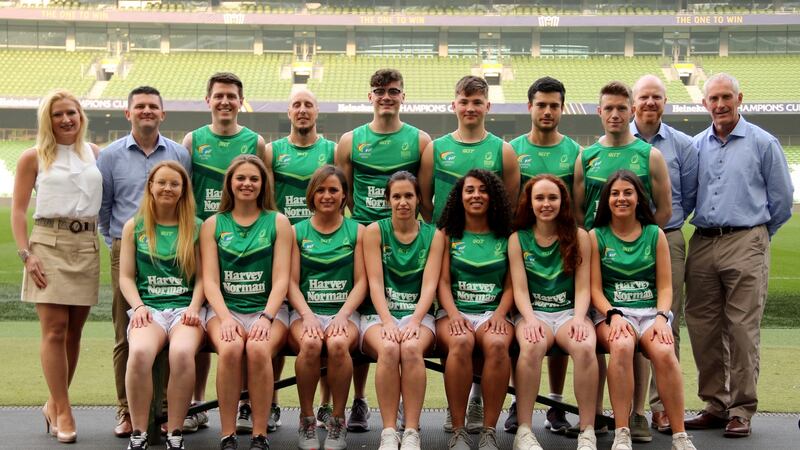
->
<box><xmin>698</xmin><ymin>55</ymin><xmax>800</xmax><ymax>102</ymax></box>
<box><xmin>0</xmin><ymin>50</ymin><xmax>101</xmax><ymax>97</ymax></box>
<box><xmin>504</xmin><ymin>56</ymin><xmax>694</xmax><ymax>103</ymax></box>
<box><xmin>308</xmin><ymin>54</ymin><xmax>477</xmax><ymax>102</ymax></box>
<box><xmin>103</xmin><ymin>52</ymin><xmax>293</xmax><ymax>101</ymax></box>
<box><xmin>784</xmin><ymin>146</ymin><xmax>800</xmax><ymax>166</ymax></box>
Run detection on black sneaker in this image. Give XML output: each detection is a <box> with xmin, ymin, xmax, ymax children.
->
<box><xmin>165</xmin><ymin>430</ymin><xmax>184</xmax><ymax>450</ymax></box>
<box><xmin>346</xmin><ymin>398</ymin><xmax>371</xmax><ymax>432</ymax></box>
<box><xmin>544</xmin><ymin>407</ymin><xmax>572</xmax><ymax>434</ymax></box>
<box><xmin>268</xmin><ymin>403</ymin><xmax>281</xmax><ymax>433</ymax></box>
<box><xmin>128</xmin><ymin>430</ymin><xmax>148</xmax><ymax>450</ymax></box>
<box><xmin>503</xmin><ymin>401</ymin><xmax>518</xmax><ymax>433</ymax></box>
<box><xmin>220</xmin><ymin>434</ymin><xmax>238</xmax><ymax>450</ymax></box>
<box><xmin>249</xmin><ymin>434</ymin><xmax>270</xmax><ymax>450</ymax></box>
<box><xmin>236</xmin><ymin>403</ymin><xmax>253</xmax><ymax>434</ymax></box>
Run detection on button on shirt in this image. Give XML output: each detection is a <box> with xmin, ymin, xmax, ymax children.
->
<box><xmin>691</xmin><ymin>115</ymin><xmax>794</xmax><ymax>237</ymax></box>
<box><xmin>631</xmin><ymin>121</ymin><xmax>698</xmax><ymax>230</ymax></box>
<box><xmin>97</xmin><ymin>134</ymin><xmax>192</xmax><ymax>246</ymax></box>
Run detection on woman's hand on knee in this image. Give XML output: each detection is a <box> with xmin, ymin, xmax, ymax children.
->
<box><xmin>400</xmin><ymin>318</ymin><xmax>421</xmax><ymax>342</ymax></box>
<box><xmin>648</xmin><ymin>318</ymin><xmax>673</xmax><ymax>345</ymax></box>
<box><xmin>519</xmin><ymin>316</ymin><xmax>545</xmax><ymax>343</ymax></box>
<box><xmin>607</xmin><ymin>316</ymin><xmax>633</xmax><ymax>342</ymax></box>
<box><xmin>220</xmin><ymin>317</ymin><xmax>243</xmax><ymax>342</ymax></box>
<box><xmin>448</xmin><ymin>314</ymin><xmax>473</xmax><ymax>336</ymax></box>
<box><xmin>301</xmin><ymin>314</ymin><xmax>324</xmax><ymax>340</ymax></box>
<box><xmin>181</xmin><ymin>306</ymin><xmax>202</xmax><ymax>327</ymax></box>
<box><xmin>567</xmin><ymin>316</ymin><xmax>589</xmax><ymax>342</ymax></box>
<box><xmin>326</xmin><ymin>313</ymin><xmax>350</xmax><ymax>338</ymax></box>
<box><xmin>484</xmin><ymin>312</ymin><xmax>510</xmax><ymax>335</ymax></box>
<box><xmin>130</xmin><ymin>305</ymin><xmax>152</xmax><ymax>328</ymax></box>
<box><xmin>249</xmin><ymin>316</ymin><xmax>273</xmax><ymax>341</ymax></box>
<box><xmin>381</xmin><ymin>320</ymin><xmax>401</xmax><ymax>343</ymax></box>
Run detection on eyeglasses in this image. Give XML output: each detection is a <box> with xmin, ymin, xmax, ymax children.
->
<box><xmin>371</xmin><ymin>87</ymin><xmax>403</xmax><ymax>97</ymax></box>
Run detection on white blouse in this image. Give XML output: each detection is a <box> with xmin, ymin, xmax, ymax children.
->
<box><xmin>34</xmin><ymin>143</ymin><xmax>102</xmax><ymax>219</ymax></box>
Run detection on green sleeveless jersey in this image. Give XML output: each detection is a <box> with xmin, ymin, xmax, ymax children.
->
<box><xmin>510</xmin><ymin>134</ymin><xmax>580</xmax><ymax>194</ymax></box>
<box><xmin>364</xmin><ymin>218</ymin><xmax>437</xmax><ymax>318</ymax></box>
<box><xmin>191</xmin><ymin>125</ymin><xmax>260</xmax><ymax>220</ymax></box>
<box><xmin>432</xmin><ymin>133</ymin><xmax>504</xmax><ymax>223</ymax></box>
<box><xmin>271</xmin><ymin>137</ymin><xmax>335</xmax><ymax>224</ymax></box>
<box><xmin>595</xmin><ymin>224</ymin><xmax>659</xmax><ymax>309</ymax></box>
<box><xmin>134</xmin><ymin>218</ymin><xmax>202</xmax><ymax>310</ymax></box>
<box><xmin>516</xmin><ymin>229</ymin><xmax>574</xmax><ymax>313</ymax></box>
<box><xmin>448</xmin><ymin>231</ymin><xmax>508</xmax><ymax>314</ymax></box>
<box><xmin>350</xmin><ymin>123</ymin><xmax>421</xmax><ymax>225</ymax></box>
<box><xmin>215</xmin><ymin>211</ymin><xmax>277</xmax><ymax>314</ymax></box>
<box><xmin>296</xmin><ymin>217</ymin><xmax>359</xmax><ymax>316</ymax></box>
<box><xmin>580</xmin><ymin>139</ymin><xmax>652</xmax><ymax>230</ymax></box>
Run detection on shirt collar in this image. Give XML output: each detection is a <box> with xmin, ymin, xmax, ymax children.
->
<box><xmin>124</xmin><ymin>133</ymin><xmax>167</xmax><ymax>152</ymax></box>
<box><xmin>708</xmin><ymin>114</ymin><xmax>748</xmax><ymax>142</ymax></box>
<box><xmin>630</xmin><ymin>120</ymin><xmax>666</xmax><ymax>143</ymax></box>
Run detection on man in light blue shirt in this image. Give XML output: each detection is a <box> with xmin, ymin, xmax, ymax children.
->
<box><xmin>96</xmin><ymin>86</ymin><xmax>191</xmax><ymax>438</ymax></box>
<box><xmin>629</xmin><ymin>74</ymin><xmax>698</xmax><ymax>437</ymax></box>
<box><xmin>684</xmin><ymin>73</ymin><xmax>793</xmax><ymax>438</ymax></box>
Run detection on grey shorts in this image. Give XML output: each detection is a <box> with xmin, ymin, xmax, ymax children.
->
<box><xmin>593</xmin><ymin>306</ymin><xmax>673</xmax><ymax>338</ymax></box>
<box><xmin>126</xmin><ymin>306</ymin><xmax>207</xmax><ymax>339</ymax></box>
<box><xmin>359</xmin><ymin>313</ymin><xmax>436</xmax><ymax>352</ymax></box>
<box><xmin>435</xmin><ymin>309</ymin><xmax>512</xmax><ymax>331</ymax></box>
<box><xmin>513</xmin><ymin>309</ymin><xmax>575</xmax><ymax>336</ymax></box>
<box><xmin>207</xmin><ymin>304</ymin><xmax>290</xmax><ymax>332</ymax></box>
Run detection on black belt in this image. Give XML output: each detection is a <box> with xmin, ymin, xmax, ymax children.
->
<box><xmin>663</xmin><ymin>227</ymin><xmax>682</xmax><ymax>234</ymax></box>
<box><xmin>695</xmin><ymin>226</ymin><xmax>752</xmax><ymax>237</ymax></box>
<box><xmin>34</xmin><ymin>218</ymin><xmax>97</xmax><ymax>233</ymax></box>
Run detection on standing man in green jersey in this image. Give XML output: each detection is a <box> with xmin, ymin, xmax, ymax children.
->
<box><xmin>267</xmin><ymin>88</ymin><xmax>335</xmax><ymax>224</ymax></box>
<box><xmin>264</xmin><ymin>88</ymin><xmax>334</xmax><ymax>432</ymax></box>
<box><xmin>574</xmin><ymin>81</ymin><xmax>671</xmax><ymax>231</ymax></box>
<box><xmin>182</xmin><ymin>72</ymin><xmax>268</xmax><ymax>435</ymax></box>
<box><xmin>335</xmin><ymin>68</ymin><xmax>432</xmax><ymax>432</ymax></box>
<box><xmin>506</xmin><ymin>76</ymin><xmax>581</xmax><ymax>436</ymax></box>
<box><xmin>419</xmin><ymin>75</ymin><xmax>519</xmax><ymax>224</ymax></box>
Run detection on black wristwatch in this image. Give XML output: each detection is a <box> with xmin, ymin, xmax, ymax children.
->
<box><xmin>656</xmin><ymin>310</ymin><xmax>670</xmax><ymax>322</ymax></box>
<box><xmin>605</xmin><ymin>308</ymin><xmax>624</xmax><ymax>325</ymax></box>
<box><xmin>258</xmin><ymin>312</ymin><xmax>274</xmax><ymax>323</ymax></box>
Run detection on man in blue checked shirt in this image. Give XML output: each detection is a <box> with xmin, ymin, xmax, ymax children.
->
<box><xmin>96</xmin><ymin>86</ymin><xmax>192</xmax><ymax>438</ymax></box>
<box><xmin>628</xmin><ymin>74</ymin><xmax>698</xmax><ymax>438</ymax></box>
<box><xmin>684</xmin><ymin>73</ymin><xmax>793</xmax><ymax>439</ymax></box>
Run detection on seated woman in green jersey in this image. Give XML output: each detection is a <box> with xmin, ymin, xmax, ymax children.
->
<box><xmin>435</xmin><ymin>169</ymin><xmax>514</xmax><ymax>450</ymax></box>
<box><xmin>360</xmin><ymin>171</ymin><xmax>445</xmax><ymax>450</ymax></box>
<box><xmin>508</xmin><ymin>174</ymin><xmax>598</xmax><ymax>450</ymax></box>
<box><xmin>119</xmin><ymin>161</ymin><xmax>205</xmax><ymax>450</ymax></box>
<box><xmin>589</xmin><ymin>170</ymin><xmax>694</xmax><ymax>450</ymax></box>
<box><xmin>200</xmin><ymin>155</ymin><xmax>293</xmax><ymax>450</ymax></box>
<box><xmin>286</xmin><ymin>165</ymin><xmax>366</xmax><ymax>450</ymax></box>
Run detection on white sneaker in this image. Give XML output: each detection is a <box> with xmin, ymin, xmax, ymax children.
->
<box><xmin>513</xmin><ymin>425</ymin><xmax>543</xmax><ymax>450</ymax></box>
<box><xmin>577</xmin><ymin>426</ymin><xmax>597</xmax><ymax>450</ymax></box>
<box><xmin>323</xmin><ymin>416</ymin><xmax>347</xmax><ymax>450</ymax></box>
<box><xmin>611</xmin><ymin>427</ymin><xmax>633</xmax><ymax>450</ymax></box>
<box><xmin>466</xmin><ymin>397</ymin><xmax>484</xmax><ymax>434</ymax></box>
<box><xmin>447</xmin><ymin>428</ymin><xmax>471</xmax><ymax>450</ymax></box>
<box><xmin>400</xmin><ymin>428</ymin><xmax>421</xmax><ymax>450</ymax></box>
<box><xmin>671</xmin><ymin>432</ymin><xmax>697</xmax><ymax>450</ymax></box>
<box><xmin>378</xmin><ymin>428</ymin><xmax>401</xmax><ymax>450</ymax></box>
<box><xmin>443</xmin><ymin>409</ymin><xmax>454</xmax><ymax>433</ymax></box>
<box><xmin>478</xmin><ymin>427</ymin><xmax>500</xmax><ymax>450</ymax></box>
<box><xmin>298</xmin><ymin>416</ymin><xmax>319</xmax><ymax>450</ymax></box>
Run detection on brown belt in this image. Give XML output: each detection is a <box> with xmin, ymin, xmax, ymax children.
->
<box><xmin>34</xmin><ymin>218</ymin><xmax>97</xmax><ymax>233</ymax></box>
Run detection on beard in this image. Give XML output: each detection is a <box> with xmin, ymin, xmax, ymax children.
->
<box><xmin>296</xmin><ymin>126</ymin><xmax>312</xmax><ymax>136</ymax></box>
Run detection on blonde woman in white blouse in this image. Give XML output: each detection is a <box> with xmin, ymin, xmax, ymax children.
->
<box><xmin>11</xmin><ymin>89</ymin><xmax>101</xmax><ymax>444</ymax></box>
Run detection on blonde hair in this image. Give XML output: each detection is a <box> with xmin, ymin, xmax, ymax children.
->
<box><xmin>36</xmin><ymin>89</ymin><xmax>89</xmax><ymax>170</ymax></box>
<box><xmin>137</xmin><ymin>161</ymin><xmax>198</xmax><ymax>279</ymax></box>
<box><xmin>219</xmin><ymin>154</ymin><xmax>276</xmax><ymax>213</ymax></box>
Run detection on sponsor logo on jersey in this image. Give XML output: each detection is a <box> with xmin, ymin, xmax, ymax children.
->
<box><xmin>603</xmin><ymin>247</ymin><xmax>617</xmax><ymax>260</ymax></box>
<box><xmin>451</xmin><ymin>241</ymin><xmax>465</xmax><ymax>257</ymax></box>
<box><xmin>219</xmin><ymin>231</ymin><xmax>234</xmax><ymax>245</ymax></box>
<box><xmin>440</xmin><ymin>151</ymin><xmax>456</xmax><ymax>162</ymax></box>
<box><xmin>523</xmin><ymin>251</ymin><xmax>536</xmax><ymax>266</ymax></box>
<box><xmin>494</xmin><ymin>241</ymin><xmax>504</xmax><ymax>256</ymax></box>
<box><xmin>302</xmin><ymin>239</ymin><xmax>314</xmax><ymax>251</ymax></box>
<box><xmin>196</xmin><ymin>144</ymin><xmax>213</xmax><ymax>160</ymax></box>
<box><xmin>277</xmin><ymin>153</ymin><xmax>291</xmax><ymax>166</ymax></box>
<box><xmin>138</xmin><ymin>234</ymin><xmax>149</xmax><ymax>244</ymax></box>
<box><xmin>240</xmin><ymin>144</ymin><xmax>250</xmax><ymax>154</ymax></box>
<box><xmin>357</xmin><ymin>143</ymin><xmax>372</xmax><ymax>153</ymax></box>
<box><xmin>517</xmin><ymin>154</ymin><xmax>532</xmax><ymax>166</ymax></box>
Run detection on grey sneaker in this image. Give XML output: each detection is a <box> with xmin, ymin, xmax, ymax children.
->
<box><xmin>220</xmin><ymin>434</ymin><xmax>238</xmax><ymax>450</ymax></box>
<box><xmin>577</xmin><ymin>426</ymin><xmax>597</xmax><ymax>450</ymax></box>
<box><xmin>346</xmin><ymin>398</ymin><xmax>370</xmax><ymax>432</ymax></box>
<box><xmin>268</xmin><ymin>403</ymin><xmax>281</xmax><ymax>433</ymax></box>
<box><xmin>567</xmin><ymin>420</ymin><xmax>609</xmax><ymax>438</ymax></box>
<box><xmin>400</xmin><ymin>428</ymin><xmax>421</xmax><ymax>450</ymax></box>
<box><xmin>316</xmin><ymin>404</ymin><xmax>333</xmax><ymax>429</ymax></box>
<box><xmin>397</xmin><ymin>400</ymin><xmax>405</xmax><ymax>431</ymax></box>
<box><xmin>503</xmin><ymin>401</ymin><xmax>518</xmax><ymax>433</ymax></box>
<box><xmin>127</xmin><ymin>430</ymin><xmax>148</xmax><ymax>450</ymax></box>
<box><xmin>249</xmin><ymin>434</ymin><xmax>269</xmax><ymax>450</ymax></box>
<box><xmin>184</xmin><ymin>409</ymin><xmax>210</xmax><ymax>434</ymax></box>
<box><xmin>478</xmin><ymin>427</ymin><xmax>500</xmax><ymax>450</ymax></box>
<box><xmin>298</xmin><ymin>416</ymin><xmax>319</xmax><ymax>450</ymax></box>
<box><xmin>165</xmin><ymin>430</ymin><xmax>185</xmax><ymax>450</ymax></box>
<box><xmin>443</xmin><ymin>408</ymin><xmax>454</xmax><ymax>433</ymax></box>
<box><xmin>466</xmin><ymin>397</ymin><xmax>484</xmax><ymax>434</ymax></box>
<box><xmin>447</xmin><ymin>428</ymin><xmax>471</xmax><ymax>450</ymax></box>
<box><xmin>323</xmin><ymin>416</ymin><xmax>347</xmax><ymax>450</ymax></box>
<box><xmin>611</xmin><ymin>427</ymin><xmax>633</xmax><ymax>450</ymax></box>
<box><xmin>512</xmin><ymin>425</ymin><xmax>543</xmax><ymax>450</ymax></box>
<box><xmin>378</xmin><ymin>427</ymin><xmax>401</xmax><ymax>450</ymax></box>
<box><xmin>629</xmin><ymin>413</ymin><xmax>652</xmax><ymax>442</ymax></box>
<box><xmin>236</xmin><ymin>403</ymin><xmax>253</xmax><ymax>434</ymax></box>
<box><xmin>671</xmin><ymin>432</ymin><xmax>697</xmax><ymax>450</ymax></box>
<box><xmin>544</xmin><ymin>407</ymin><xmax>572</xmax><ymax>434</ymax></box>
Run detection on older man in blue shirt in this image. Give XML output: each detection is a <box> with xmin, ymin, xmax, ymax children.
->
<box><xmin>684</xmin><ymin>73</ymin><xmax>793</xmax><ymax>438</ymax></box>
<box><xmin>629</xmin><ymin>74</ymin><xmax>698</xmax><ymax>437</ymax></box>
<box><xmin>96</xmin><ymin>86</ymin><xmax>191</xmax><ymax>437</ymax></box>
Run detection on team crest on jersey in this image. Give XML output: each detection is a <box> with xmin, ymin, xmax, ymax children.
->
<box><xmin>277</xmin><ymin>154</ymin><xmax>292</xmax><ymax>167</ymax></box>
<box><xmin>382</xmin><ymin>244</ymin><xmax>392</xmax><ymax>261</ymax></box>
<box><xmin>493</xmin><ymin>242</ymin><xmax>504</xmax><ymax>256</ymax></box>
<box><xmin>517</xmin><ymin>154</ymin><xmax>532</xmax><ymax>168</ymax></box>
<box><xmin>603</xmin><ymin>247</ymin><xmax>617</xmax><ymax>260</ymax></box>
<box><xmin>219</xmin><ymin>231</ymin><xmax>234</xmax><ymax>246</ymax></box>
<box><xmin>523</xmin><ymin>251</ymin><xmax>536</xmax><ymax>267</ymax></box>
<box><xmin>451</xmin><ymin>241</ymin><xmax>465</xmax><ymax>257</ymax></box>
<box><xmin>318</xmin><ymin>154</ymin><xmax>327</xmax><ymax>164</ymax></box>
<box><xmin>240</xmin><ymin>144</ymin><xmax>250</xmax><ymax>154</ymax></box>
<box><xmin>560</xmin><ymin>154</ymin><xmax>569</xmax><ymax>163</ymax></box>
<box><xmin>483</xmin><ymin>152</ymin><xmax>494</xmax><ymax>168</ymax></box>
<box><xmin>644</xmin><ymin>245</ymin><xmax>652</xmax><ymax>259</ymax></box>
<box><xmin>357</xmin><ymin>143</ymin><xmax>373</xmax><ymax>153</ymax></box>
<box><xmin>629</xmin><ymin>153</ymin><xmax>640</xmax><ymax>170</ymax></box>
<box><xmin>302</xmin><ymin>239</ymin><xmax>314</xmax><ymax>251</ymax></box>
<box><xmin>196</xmin><ymin>144</ymin><xmax>213</xmax><ymax>160</ymax></box>
<box><xmin>401</xmin><ymin>142</ymin><xmax>411</xmax><ymax>159</ymax></box>
<box><xmin>588</xmin><ymin>157</ymin><xmax>601</xmax><ymax>171</ymax></box>
<box><xmin>440</xmin><ymin>151</ymin><xmax>456</xmax><ymax>162</ymax></box>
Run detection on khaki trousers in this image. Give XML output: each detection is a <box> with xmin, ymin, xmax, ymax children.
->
<box><xmin>648</xmin><ymin>228</ymin><xmax>685</xmax><ymax>412</ymax></box>
<box><xmin>685</xmin><ymin>225</ymin><xmax>769</xmax><ymax>420</ymax></box>
<box><xmin>111</xmin><ymin>238</ymin><xmax>129</xmax><ymax>414</ymax></box>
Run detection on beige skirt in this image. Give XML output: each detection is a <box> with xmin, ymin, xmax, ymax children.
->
<box><xmin>22</xmin><ymin>223</ymin><xmax>100</xmax><ymax>306</ymax></box>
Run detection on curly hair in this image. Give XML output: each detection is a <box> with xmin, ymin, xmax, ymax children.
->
<box><xmin>437</xmin><ymin>169</ymin><xmax>512</xmax><ymax>239</ymax></box>
<box><xmin>513</xmin><ymin>175</ymin><xmax>580</xmax><ymax>275</ymax></box>
<box><xmin>593</xmin><ymin>169</ymin><xmax>656</xmax><ymax>228</ymax></box>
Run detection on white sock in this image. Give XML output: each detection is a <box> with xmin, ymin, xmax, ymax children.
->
<box><xmin>469</xmin><ymin>383</ymin><xmax>482</xmax><ymax>400</ymax></box>
<box><xmin>548</xmin><ymin>393</ymin><xmax>564</xmax><ymax>402</ymax></box>
<box><xmin>510</xmin><ymin>394</ymin><xmax>516</xmax><ymax>403</ymax></box>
